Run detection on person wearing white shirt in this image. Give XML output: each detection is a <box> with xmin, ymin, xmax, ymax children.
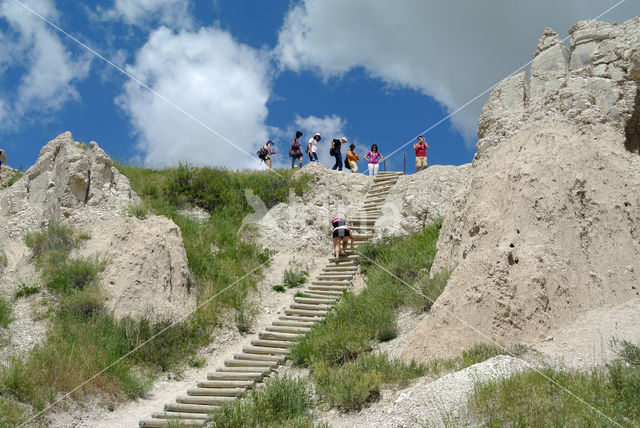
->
<box><xmin>307</xmin><ymin>133</ymin><xmax>320</xmax><ymax>162</ymax></box>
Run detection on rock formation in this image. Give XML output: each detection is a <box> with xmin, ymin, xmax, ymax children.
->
<box><xmin>0</xmin><ymin>132</ymin><xmax>138</xmax><ymax>237</ymax></box>
<box><xmin>0</xmin><ymin>132</ymin><xmax>195</xmax><ymax>322</ymax></box>
<box><xmin>402</xmin><ymin>18</ymin><xmax>640</xmax><ymax>361</ymax></box>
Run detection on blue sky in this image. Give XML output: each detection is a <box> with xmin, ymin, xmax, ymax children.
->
<box><xmin>1</xmin><ymin>0</ymin><xmax>638</xmax><ymax>173</ymax></box>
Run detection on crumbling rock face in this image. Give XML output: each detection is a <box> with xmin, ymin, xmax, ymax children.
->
<box><xmin>402</xmin><ymin>19</ymin><xmax>640</xmax><ymax>362</ymax></box>
<box><xmin>0</xmin><ymin>132</ymin><xmax>138</xmax><ymax>237</ymax></box>
<box><xmin>374</xmin><ymin>165</ymin><xmax>470</xmax><ymax>237</ymax></box>
<box><xmin>77</xmin><ymin>216</ymin><xmax>195</xmax><ymax>321</ymax></box>
<box><xmin>254</xmin><ymin>162</ymin><xmax>370</xmax><ymax>254</ymax></box>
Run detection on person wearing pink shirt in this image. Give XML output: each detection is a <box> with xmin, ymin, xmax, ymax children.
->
<box><xmin>364</xmin><ymin>144</ymin><xmax>383</xmax><ymax>176</ymax></box>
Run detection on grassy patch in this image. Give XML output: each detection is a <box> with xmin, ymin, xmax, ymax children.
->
<box><xmin>468</xmin><ymin>360</ymin><xmax>640</xmax><ymax>427</ymax></box>
<box><xmin>283</xmin><ymin>263</ymin><xmax>308</xmax><ymax>288</ymax></box>
<box><xmin>209</xmin><ymin>375</ymin><xmax>315</xmax><ymax>428</ymax></box>
<box><xmin>0</xmin><ymin>295</ymin><xmax>13</xmax><ymax>328</ymax></box>
<box><xmin>272</xmin><ymin>285</ymin><xmax>286</xmax><ymax>293</ymax></box>
<box><xmin>1</xmin><ymin>165</ymin><xmax>24</xmax><ymax>189</ymax></box>
<box><xmin>292</xmin><ymin>221</ymin><xmax>446</xmax><ymax>367</ymax></box>
<box><xmin>0</xmin><ymin>395</ymin><xmax>30</xmax><ymax>426</ymax></box>
<box><xmin>14</xmin><ymin>283</ymin><xmax>41</xmax><ymax>298</ymax></box>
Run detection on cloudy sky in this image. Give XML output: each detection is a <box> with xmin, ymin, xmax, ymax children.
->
<box><xmin>0</xmin><ymin>0</ymin><xmax>637</xmax><ymax>172</ymax></box>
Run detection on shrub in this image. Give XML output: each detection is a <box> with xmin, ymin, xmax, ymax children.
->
<box><xmin>614</xmin><ymin>339</ymin><xmax>640</xmax><ymax>366</ymax></box>
<box><xmin>24</xmin><ymin>223</ymin><xmax>83</xmax><ymax>261</ymax></box>
<box><xmin>42</xmin><ymin>256</ymin><xmax>106</xmax><ymax>293</ymax></box>
<box><xmin>209</xmin><ymin>375</ymin><xmax>313</xmax><ymax>427</ymax></box>
<box><xmin>0</xmin><ymin>396</ymin><xmax>29</xmax><ymax>426</ymax></box>
<box><xmin>126</xmin><ymin>202</ymin><xmax>148</xmax><ymax>219</ymax></box>
<box><xmin>14</xmin><ymin>283</ymin><xmax>41</xmax><ymax>298</ymax></box>
<box><xmin>234</xmin><ymin>300</ymin><xmax>257</xmax><ymax>333</ymax></box>
<box><xmin>272</xmin><ymin>285</ymin><xmax>286</xmax><ymax>293</ymax></box>
<box><xmin>283</xmin><ymin>264</ymin><xmax>308</xmax><ymax>288</ymax></box>
<box><xmin>312</xmin><ymin>359</ymin><xmax>381</xmax><ymax>410</ymax></box>
<box><xmin>0</xmin><ymin>295</ymin><xmax>13</xmax><ymax>328</ymax></box>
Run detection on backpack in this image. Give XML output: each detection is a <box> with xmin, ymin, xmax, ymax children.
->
<box><xmin>344</xmin><ymin>155</ymin><xmax>351</xmax><ymax>169</ymax></box>
<box><xmin>329</xmin><ymin>147</ymin><xmax>335</xmax><ymax>156</ymax></box>
<box><xmin>257</xmin><ymin>147</ymin><xmax>267</xmax><ymax>160</ymax></box>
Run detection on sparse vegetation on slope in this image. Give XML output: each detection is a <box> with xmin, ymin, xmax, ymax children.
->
<box><xmin>468</xmin><ymin>342</ymin><xmax>640</xmax><ymax>427</ymax></box>
<box><xmin>288</xmin><ymin>221</ymin><xmax>505</xmax><ymax>410</ymax></box>
<box><xmin>209</xmin><ymin>375</ymin><xmax>318</xmax><ymax>428</ymax></box>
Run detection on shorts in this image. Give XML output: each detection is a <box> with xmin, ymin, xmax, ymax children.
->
<box><xmin>415</xmin><ymin>157</ymin><xmax>428</xmax><ymax>168</ymax></box>
<box><xmin>291</xmin><ymin>154</ymin><xmax>303</xmax><ymax>159</ymax></box>
<box><xmin>349</xmin><ymin>161</ymin><xmax>358</xmax><ymax>172</ymax></box>
<box><xmin>332</xmin><ymin>228</ymin><xmax>350</xmax><ymax>238</ymax></box>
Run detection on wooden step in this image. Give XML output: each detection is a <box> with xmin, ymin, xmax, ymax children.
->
<box><xmin>289</xmin><ymin>303</ymin><xmax>332</xmax><ymax>311</ymax></box>
<box><xmin>197</xmin><ymin>379</ymin><xmax>255</xmax><ymax>389</ymax></box>
<box><xmin>322</xmin><ymin>266</ymin><xmax>358</xmax><ymax>272</ymax></box>
<box><xmin>141</xmin><ymin>418</ymin><xmax>205</xmax><ymax>427</ymax></box>
<box><xmin>266</xmin><ymin>325</ymin><xmax>311</xmax><ymax>334</ymax></box>
<box><xmin>224</xmin><ymin>359</ymin><xmax>278</xmax><ymax>369</ymax></box>
<box><xmin>259</xmin><ymin>331</ymin><xmax>303</xmax><ymax>341</ymax></box>
<box><xmin>302</xmin><ymin>290</ymin><xmax>342</xmax><ymax>297</ymax></box>
<box><xmin>176</xmin><ymin>395</ymin><xmax>236</xmax><ymax>406</ymax></box>
<box><xmin>301</xmin><ymin>292</ymin><xmax>340</xmax><ymax>300</ymax></box>
<box><xmin>311</xmin><ymin>280</ymin><xmax>350</xmax><ymax>285</ymax></box>
<box><xmin>216</xmin><ymin>366</ymin><xmax>273</xmax><ymax>373</ymax></box>
<box><xmin>187</xmin><ymin>387</ymin><xmax>245</xmax><ymax>397</ymax></box>
<box><xmin>233</xmin><ymin>353</ymin><xmax>285</xmax><ymax>363</ymax></box>
<box><xmin>151</xmin><ymin>412</ymin><xmax>210</xmax><ymax>421</ymax></box>
<box><xmin>250</xmin><ymin>339</ymin><xmax>292</xmax><ymax>349</ymax></box>
<box><xmin>284</xmin><ymin>308</ymin><xmax>328</xmax><ymax>317</ymax></box>
<box><xmin>317</xmin><ymin>274</ymin><xmax>353</xmax><ymax>280</ymax></box>
<box><xmin>207</xmin><ymin>371</ymin><xmax>265</xmax><ymax>381</ymax></box>
<box><xmin>278</xmin><ymin>315</ymin><xmax>324</xmax><ymax>322</ymax></box>
<box><xmin>309</xmin><ymin>285</ymin><xmax>348</xmax><ymax>291</ymax></box>
<box><xmin>242</xmin><ymin>345</ymin><xmax>290</xmax><ymax>356</ymax></box>
<box><xmin>164</xmin><ymin>403</ymin><xmax>218</xmax><ymax>414</ymax></box>
<box><xmin>272</xmin><ymin>320</ymin><xmax>315</xmax><ymax>327</ymax></box>
<box><xmin>294</xmin><ymin>297</ymin><xmax>335</xmax><ymax>304</ymax></box>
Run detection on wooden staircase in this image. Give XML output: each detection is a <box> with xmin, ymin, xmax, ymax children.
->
<box><xmin>138</xmin><ymin>171</ymin><xmax>403</xmax><ymax>427</ymax></box>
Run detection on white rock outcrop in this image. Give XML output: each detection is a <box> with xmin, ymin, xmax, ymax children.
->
<box><xmin>0</xmin><ymin>132</ymin><xmax>137</xmax><ymax>237</ymax></box>
<box><xmin>402</xmin><ymin>19</ymin><xmax>640</xmax><ymax>362</ymax></box>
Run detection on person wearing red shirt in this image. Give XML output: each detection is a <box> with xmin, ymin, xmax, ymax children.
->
<box><xmin>413</xmin><ymin>135</ymin><xmax>429</xmax><ymax>172</ymax></box>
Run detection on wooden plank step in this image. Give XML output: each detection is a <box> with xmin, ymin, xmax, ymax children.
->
<box><xmin>266</xmin><ymin>326</ymin><xmax>311</xmax><ymax>334</ymax></box>
<box><xmin>294</xmin><ymin>297</ymin><xmax>335</xmax><ymax>304</ymax></box>
<box><xmin>317</xmin><ymin>273</ymin><xmax>353</xmax><ymax>279</ymax></box>
<box><xmin>176</xmin><ymin>395</ymin><xmax>236</xmax><ymax>406</ymax></box>
<box><xmin>324</xmin><ymin>262</ymin><xmax>356</xmax><ymax>268</ymax></box>
<box><xmin>164</xmin><ymin>403</ymin><xmax>218</xmax><ymax>414</ymax></box>
<box><xmin>140</xmin><ymin>418</ymin><xmax>205</xmax><ymax>427</ymax></box>
<box><xmin>242</xmin><ymin>345</ymin><xmax>291</xmax><ymax>356</ymax></box>
<box><xmin>197</xmin><ymin>379</ymin><xmax>255</xmax><ymax>389</ymax></box>
<box><xmin>233</xmin><ymin>353</ymin><xmax>285</xmax><ymax>363</ymax></box>
<box><xmin>301</xmin><ymin>292</ymin><xmax>340</xmax><ymax>300</ymax></box>
<box><xmin>311</xmin><ymin>280</ymin><xmax>349</xmax><ymax>285</ymax></box>
<box><xmin>151</xmin><ymin>412</ymin><xmax>210</xmax><ymax>421</ymax></box>
<box><xmin>217</xmin><ymin>366</ymin><xmax>273</xmax><ymax>373</ymax></box>
<box><xmin>309</xmin><ymin>285</ymin><xmax>348</xmax><ymax>291</ymax></box>
<box><xmin>259</xmin><ymin>331</ymin><xmax>303</xmax><ymax>341</ymax></box>
<box><xmin>322</xmin><ymin>266</ymin><xmax>358</xmax><ymax>271</ymax></box>
<box><xmin>187</xmin><ymin>387</ymin><xmax>245</xmax><ymax>397</ymax></box>
<box><xmin>284</xmin><ymin>308</ymin><xmax>328</xmax><ymax>317</ymax></box>
<box><xmin>302</xmin><ymin>290</ymin><xmax>342</xmax><ymax>297</ymax></box>
<box><xmin>250</xmin><ymin>339</ymin><xmax>292</xmax><ymax>349</ymax></box>
<box><xmin>279</xmin><ymin>315</ymin><xmax>324</xmax><ymax>322</ymax></box>
<box><xmin>207</xmin><ymin>371</ymin><xmax>264</xmax><ymax>381</ymax></box>
<box><xmin>289</xmin><ymin>303</ymin><xmax>331</xmax><ymax>311</ymax></box>
<box><xmin>224</xmin><ymin>359</ymin><xmax>278</xmax><ymax>368</ymax></box>
<box><xmin>272</xmin><ymin>320</ymin><xmax>315</xmax><ymax>327</ymax></box>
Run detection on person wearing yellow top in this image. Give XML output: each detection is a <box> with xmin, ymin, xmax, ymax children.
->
<box><xmin>346</xmin><ymin>143</ymin><xmax>360</xmax><ymax>173</ymax></box>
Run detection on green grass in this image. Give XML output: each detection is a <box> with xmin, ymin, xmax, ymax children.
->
<box><xmin>209</xmin><ymin>375</ymin><xmax>316</xmax><ymax>428</ymax></box>
<box><xmin>283</xmin><ymin>263</ymin><xmax>308</xmax><ymax>288</ymax></box>
<box><xmin>0</xmin><ymin>395</ymin><xmax>30</xmax><ymax>426</ymax></box>
<box><xmin>1</xmin><ymin>165</ymin><xmax>23</xmax><ymax>189</ymax></box>
<box><xmin>272</xmin><ymin>285</ymin><xmax>286</xmax><ymax>293</ymax></box>
<box><xmin>0</xmin><ymin>295</ymin><xmax>13</xmax><ymax>328</ymax></box>
<box><xmin>291</xmin><ymin>221</ymin><xmax>446</xmax><ymax>367</ymax></box>
<box><xmin>13</xmin><ymin>283</ymin><xmax>41</xmax><ymax>298</ymax></box>
<box><xmin>468</xmin><ymin>361</ymin><xmax>640</xmax><ymax>427</ymax></box>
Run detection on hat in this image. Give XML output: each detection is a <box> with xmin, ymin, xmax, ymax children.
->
<box><xmin>341</xmin><ymin>137</ymin><xmax>348</xmax><ymax>143</ymax></box>
<box><xmin>266</xmin><ymin>140</ymin><xmax>273</xmax><ymax>145</ymax></box>
<box><xmin>349</xmin><ymin>143</ymin><xmax>355</xmax><ymax>148</ymax></box>
<box><xmin>314</xmin><ymin>133</ymin><xmax>321</xmax><ymax>138</ymax></box>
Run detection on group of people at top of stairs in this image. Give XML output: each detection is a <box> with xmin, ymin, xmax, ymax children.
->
<box><xmin>257</xmin><ymin>131</ymin><xmax>429</xmax><ymax>174</ymax></box>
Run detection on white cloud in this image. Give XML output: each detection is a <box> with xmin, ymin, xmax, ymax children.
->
<box><xmin>276</xmin><ymin>0</ymin><xmax>639</xmax><ymax>146</ymax></box>
<box><xmin>0</xmin><ymin>0</ymin><xmax>91</xmax><ymax>128</ymax></box>
<box><xmin>292</xmin><ymin>114</ymin><xmax>346</xmax><ymax>165</ymax></box>
<box><xmin>97</xmin><ymin>0</ymin><xmax>193</xmax><ymax>29</ymax></box>
<box><xmin>118</xmin><ymin>26</ymin><xmax>272</xmax><ymax>168</ymax></box>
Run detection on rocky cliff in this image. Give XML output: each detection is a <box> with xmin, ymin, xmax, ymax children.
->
<box><xmin>402</xmin><ymin>18</ymin><xmax>640</xmax><ymax>361</ymax></box>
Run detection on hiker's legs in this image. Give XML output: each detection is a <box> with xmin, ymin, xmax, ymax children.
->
<box><xmin>372</xmin><ymin>163</ymin><xmax>379</xmax><ymax>176</ymax></box>
<box><xmin>333</xmin><ymin>237</ymin><xmax>341</xmax><ymax>257</ymax></box>
<box><xmin>291</xmin><ymin>157</ymin><xmax>295</xmax><ymax>169</ymax></box>
<box><xmin>336</xmin><ymin>154</ymin><xmax>343</xmax><ymax>171</ymax></box>
<box><xmin>341</xmin><ymin>236</ymin><xmax>349</xmax><ymax>253</ymax></box>
<box><xmin>350</xmin><ymin>161</ymin><xmax>358</xmax><ymax>173</ymax></box>
<box><xmin>312</xmin><ymin>152</ymin><xmax>318</xmax><ymax>162</ymax></box>
<box><xmin>368</xmin><ymin>163</ymin><xmax>374</xmax><ymax>176</ymax></box>
<box><xmin>332</xmin><ymin>155</ymin><xmax>339</xmax><ymax>170</ymax></box>
<box><xmin>298</xmin><ymin>156</ymin><xmax>303</xmax><ymax>168</ymax></box>
<box><xmin>266</xmin><ymin>159</ymin><xmax>272</xmax><ymax>171</ymax></box>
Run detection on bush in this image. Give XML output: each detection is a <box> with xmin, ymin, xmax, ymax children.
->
<box><xmin>283</xmin><ymin>264</ymin><xmax>308</xmax><ymax>288</ymax></box>
<box><xmin>312</xmin><ymin>359</ymin><xmax>381</xmax><ymax>410</ymax></box>
<box><xmin>468</xmin><ymin>362</ymin><xmax>640</xmax><ymax>427</ymax></box>
<box><xmin>0</xmin><ymin>396</ymin><xmax>29</xmax><ymax>426</ymax></box>
<box><xmin>0</xmin><ymin>295</ymin><xmax>13</xmax><ymax>328</ymax></box>
<box><xmin>24</xmin><ymin>223</ymin><xmax>84</xmax><ymax>261</ymax></box>
<box><xmin>209</xmin><ymin>375</ymin><xmax>314</xmax><ymax>427</ymax></box>
<box><xmin>272</xmin><ymin>285</ymin><xmax>286</xmax><ymax>293</ymax></box>
<box><xmin>14</xmin><ymin>283</ymin><xmax>41</xmax><ymax>298</ymax></box>
<box><xmin>42</xmin><ymin>256</ymin><xmax>105</xmax><ymax>293</ymax></box>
